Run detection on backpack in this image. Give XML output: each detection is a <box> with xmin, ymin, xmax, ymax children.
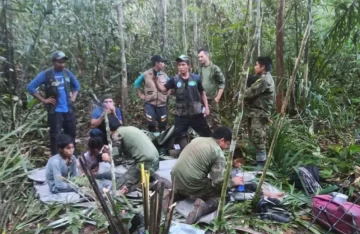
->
<box><xmin>312</xmin><ymin>195</ymin><xmax>360</xmax><ymax>234</ymax></box>
<box><xmin>289</xmin><ymin>165</ymin><xmax>321</xmax><ymax>196</ymax></box>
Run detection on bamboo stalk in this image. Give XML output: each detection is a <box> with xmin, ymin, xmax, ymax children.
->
<box><xmin>149</xmin><ymin>191</ymin><xmax>157</xmax><ymax>234</ymax></box>
<box><xmin>155</xmin><ymin>182</ymin><xmax>165</xmax><ymax>234</ymax></box>
<box><xmin>162</xmin><ymin>203</ymin><xmax>177</xmax><ymax>234</ymax></box>
<box><xmin>252</xmin><ymin>20</ymin><xmax>313</xmax><ymax>206</ymax></box>
<box><xmin>216</xmin><ymin>0</ymin><xmax>263</xmax><ymax>227</ymax></box>
<box><xmin>89</xmin><ymin>91</ymin><xmax>117</xmax><ymax>195</ymax></box>
<box><xmin>104</xmin><ymin>113</ymin><xmax>117</xmax><ymax>195</ymax></box>
<box><xmin>79</xmin><ymin>157</ymin><xmax>128</xmax><ymax>234</ymax></box>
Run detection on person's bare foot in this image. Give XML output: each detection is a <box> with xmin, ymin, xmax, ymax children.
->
<box><xmin>269</xmin><ymin>192</ymin><xmax>285</xmax><ymax>199</ymax></box>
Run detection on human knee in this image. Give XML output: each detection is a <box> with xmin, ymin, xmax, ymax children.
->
<box><xmin>89</xmin><ymin>128</ymin><xmax>104</xmax><ymax>138</ymax></box>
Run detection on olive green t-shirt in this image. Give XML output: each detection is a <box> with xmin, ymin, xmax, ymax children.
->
<box><xmin>199</xmin><ymin>65</ymin><xmax>216</xmax><ymax>98</ymax></box>
<box><xmin>171</xmin><ymin>137</ymin><xmax>226</xmax><ymax>193</ymax></box>
<box><xmin>198</xmin><ymin>63</ymin><xmax>226</xmax><ymax>99</ymax></box>
<box><xmin>112</xmin><ymin>126</ymin><xmax>159</xmax><ymax>163</ymax></box>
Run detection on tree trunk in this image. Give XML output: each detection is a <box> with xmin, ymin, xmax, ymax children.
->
<box><xmin>193</xmin><ymin>0</ymin><xmax>198</xmax><ymax>68</ymax></box>
<box><xmin>159</xmin><ymin>0</ymin><xmax>167</xmax><ymax>54</ymax></box>
<box><xmin>275</xmin><ymin>0</ymin><xmax>285</xmax><ymax>113</ymax></box>
<box><xmin>302</xmin><ymin>0</ymin><xmax>312</xmax><ymax>109</ymax></box>
<box><xmin>252</xmin><ymin>20</ymin><xmax>313</xmax><ymax>207</ymax></box>
<box><xmin>116</xmin><ymin>0</ymin><xmax>128</xmax><ymax>124</ymax></box>
<box><xmin>2</xmin><ymin>0</ymin><xmax>16</xmax><ymax>130</ymax></box>
<box><xmin>181</xmin><ymin>0</ymin><xmax>187</xmax><ymax>54</ymax></box>
<box><xmin>216</xmin><ymin>0</ymin><xmax>262</xmax><ymax>229</ymax></box>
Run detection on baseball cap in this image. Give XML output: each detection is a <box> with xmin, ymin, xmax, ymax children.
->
<box><xmin>176</xmin><ymin>55</ymin><xmax>190</xmax><ymax>63</ymax></box>
<box><xmin>151</xmin><ymin>55</ymin><xmax>167</xmax><ymax>63</ymax></box>
<box><xmin>51</xmin><ymin>51</ymin><xmax>69</xmax><ymax>61</ymax></box>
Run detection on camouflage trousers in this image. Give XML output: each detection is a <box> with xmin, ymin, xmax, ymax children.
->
<box><xmin>206</xmin><ymin>99</ymin><xmax>221</xmax><ymax>129</ymax></box>
<box><xmin>248</xmin><ymin>117</ymin><xmax>270</xmax><ymax>160</ymax></box>
<box><xmin>116</xmin><ymin>157</ymin><xmax>159</xmax><ymax>192</ymax></box>
<box><xmin>173</xmin><ymin>177</ymin><xmax>221</xmax><ymax>203</ymax></box>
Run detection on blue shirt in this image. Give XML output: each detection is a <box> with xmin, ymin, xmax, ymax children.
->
<box><xmin>134</xmin><ymin>72</ymin><xmax>170</xmax><ymax>88</ymax></box>
<box><xmin>45</xmin><ymin>154</ymin><xmax>79</xmax><ymax>194</ymax></box>
<box><xmin>91</xmin><ymin>107</ymin><xmax>123</xmax><ymax>120</ymax></box>
<box><xmin>26</xmin><ymin>69</ymin><xmax>81</xmax><ymax>113</ymax></box>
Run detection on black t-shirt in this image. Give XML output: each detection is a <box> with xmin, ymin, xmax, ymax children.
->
<box><xmin>164</xmin><ymin>75</ymin><xmax>204</xmax><ymax>93</ymax></box>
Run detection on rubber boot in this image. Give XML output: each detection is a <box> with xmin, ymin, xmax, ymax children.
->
<box><xmin>186</xmin><ymin>198</ymin><xmax>219</xmax><ymax>224</ymax></box>
<box><xmin>256</xmin><ymin>160</ymin><xmax>265</xmax><ymax>170</ymax></box>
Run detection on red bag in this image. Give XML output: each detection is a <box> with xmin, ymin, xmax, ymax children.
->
<box><xmin>312</xmin><ymin>195</ymin><xmax>360</xmax><ymax>234</ymax></box>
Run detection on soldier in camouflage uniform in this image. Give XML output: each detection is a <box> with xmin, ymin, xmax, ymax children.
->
<box><xmin>105</xmin><ymin>119</ymin><xmax>161</xmax><ymax>193</ymax></box>
<box><xmin>197</xmin><ymin>48</ymin><xmax>226</xmax><ymax>129</ymax></box>
<box><xmin>244</xmin><ymin>56</ymin><xmax>275</xmax><ymax>168</ymax></box>
<box><xmin>165</xmin><ymin>127</ymin><xmax>243</xmax><ymax>224</ymax></box>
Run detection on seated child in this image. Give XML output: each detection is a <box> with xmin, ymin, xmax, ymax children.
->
<box><xmin>232</xmin><ymin>147</ymin><xmax>284</xmax><ymax>199</ymax></box>
<box><xmin>46</xmin><ymin>134</ymin><xmax>79</xmax><ymax>194</ymax></box>
<box><xmin>81</xmin><ymin>137</ymin><xmax>109</xmax><ymax>177</ymax></box>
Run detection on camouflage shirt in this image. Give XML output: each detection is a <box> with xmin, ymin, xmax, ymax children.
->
<box><xmin>197</xmin><ymin>63</ymin><xmax>226</xmax><ymax>99</ymax></box>
<box><xmin>244</xmin><ymin>72</ymin><xmax>275</xmax><ymax>117</ymax></box>
<box><xmin>111</xmin><ymin>126</ymin><xmax>159</xmax><ymax>164</ymax></box>
<box><xmin>171</xmin><ymin>137</ymin><xmax>232</xmax><ymax>194</ymax></box>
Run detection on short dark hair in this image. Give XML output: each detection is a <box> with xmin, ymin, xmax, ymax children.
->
<box><xmin>109</xmin><ymin>117</ymin><xmax>121</xmax><ymax>131</ymax></box>
<box><xmin>88</xmin><ymin>137</ymin><xmax>104</xmax><ymax>151</ymax></box>
<box><xmin>57</xmin><ymin>134</ymin><xmax>74</xmax><ymax>149</ymax></box>
<box><xmin>197</xmin><ymin>48</ymin><xmax>209</xmax><ymax>55</ymax></box>
<box><xmin>212</xmin><ymin>127</ymin><xmax>232</xmax><ymax>141</ymax></box>
<box><xmin>233</xmin><ymin>147</ymin><xmax>244</xmax><ymax>160</ymax></box>
<box><xmin>101</xmin><ymin>94</ymin><xmax>113</xmax><ymax>103</ymax></box>
<box><xmin>256</xmin><ymin>56</ymin><xmax>272</xmax><ymax>72</ymax></box>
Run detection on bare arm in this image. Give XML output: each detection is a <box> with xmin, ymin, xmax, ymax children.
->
<box><xmin>201</xmin><ymin>91</ymin><xmax>210</xmax><ymax>115</ymax></box>
<box><xmin>215</xmin><ymin>88</ymin><xmax>224</xmax><ymax>103</ymax></box>
<box><xmin>154</xmin><ymin>78</ymin><xmax>168</xmax><ymax>92</ymax></box>
<box><xmin>71</xmin><ymin>91</ymin><xmax>79</xmax><ymax>102</ymax></box>
<box><xmin>33</xmin><ymin>92</ymin><xmax>55</xmax><ymax>104</ymax></box>
<box><xmin>90</xmin><ymin>112</ymin><xmax>105</xmax><ymax>128</ymax></box>
<box><xmin>136</xmin><ymin>89</ymin><xmax>145</xmax><ymax>100</ymax></box>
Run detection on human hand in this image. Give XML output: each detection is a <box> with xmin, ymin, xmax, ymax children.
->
<box><xmin>71</xmin><ymin>96</ymin><xmax>76</xmax><ymax>102</ymax></box>
<box><xmin>232</xmin><ymin>176</ymin><xmax>244</xmax><ymax>186</ymax></box>
<box><xmin>102</xmin><ymin>153</ymin><xmax>110</xmax><ymax>162</ymax></box>
<box><xmin>102</xmin><ymin>145</ymin><xmax>109</xmax><ymax>153</ymax></box>
<box><xmin>205</xmin><ymin>107</ymin><xmax>210</xmax><ymax>117</ymax></box>
<box><xmin>43</xmin><ymin>97</ymin><xmax>56</xmax><ymax>105</ymax></box>
<box><xmin>214</xmin><ymin>96</ymin><xmax>220</xmax><ymax>103</ymax></box>
<box><xmin>140</xmin><ymin>94</ymin><xmax>146</xmax><ymax>100</ymax></box>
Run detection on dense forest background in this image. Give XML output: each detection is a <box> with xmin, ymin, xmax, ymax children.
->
<box><xmin>0</xmin><ymin>0</ymin><xmax>359</xmax><ymax>233</ymax></box>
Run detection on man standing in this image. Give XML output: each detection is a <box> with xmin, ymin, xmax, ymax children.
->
<box><xmin>169</xmin><ymin>127</ymin><xmax>244</xmax><ymax>224</ymax></box>
<box><xmin>27</xmin><ymin>51</ymin><xmax>80</xmax><ymax>156</ymax></box>
<box><xmin>90</xmin><ymin>94</ymin><xmax>123</xmax><ymax>143</ymax></box>
<box><xmin>244</xmin><ymin>56</ymin><xmax>275</xmax><ymax>168</ymax></box>
<box><xmin>134</xmin><ymin>55</ymin><xmax>170</xmax><ymax>133</ymax></box>
<box><xmin>197</xmin><ymin>48</ymin><xmax>226</xmax><ymax>129</ymax></box>
<box><xmin>154</xmin><ymin>55</ymin><xmax>211</xmax><ymax>149</ymax></box>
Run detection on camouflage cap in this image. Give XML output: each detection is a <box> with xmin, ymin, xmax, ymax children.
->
<box><xmin>176</xmin><ymin>54</ymin><xmax>190</xmax><ymax>63</ymax></box>
<box><xmin>51</xmin><ymin>51</ymin><xmax>68</xmax><ymax>61</ymax></box>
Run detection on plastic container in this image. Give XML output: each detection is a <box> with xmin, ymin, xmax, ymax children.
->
<box><xmin>331</xmin><ymin>192</ymin><xmax>348</xmax><ymax>204</ymax></box>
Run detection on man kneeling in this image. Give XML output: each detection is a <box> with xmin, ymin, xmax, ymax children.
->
<box><xmin>103</xmin><ymin>119</ymin><xmax>170</xmax><ymax>193</ymax></box>
<box><xmin>46</xmin><ymin>134</ymin><xmax>79</xmax><ymax>194</ymax></box>
<box><xmin>170</xmin><ymin>127</ymin><xmax>244</xmax><ymax>224</ymax></box>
